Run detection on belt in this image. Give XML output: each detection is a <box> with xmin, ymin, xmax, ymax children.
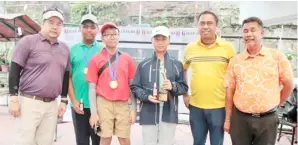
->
<box><xmin>236</xmin><ymin>107</ymin><xmax>277</xmax><ymax>118</ymax></box>
<box><xmin>20</xmin><ymin>93</ymin><xmax>56</xmax><ymax>103</ymax></box>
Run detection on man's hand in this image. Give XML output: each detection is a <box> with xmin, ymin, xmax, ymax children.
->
<box><xmin>71</xmin><ymin>99</ymin><xmax>84</xmax><ymax>114</ymax></box>
<box><xmin>148</xmin><ymin>95</ymin><xmax>161</xmax><ymax>104</ymax></box>
<box><xmin>89</xmin><ymin>114</ymin><xmax>100</xmax><ymax>128</ymax></box>
<box><xmin>58</xmin><ymin>102</ymin><xmax>67</xmax><ymax>117</ymax></box>
<box><xmin>129</xmin><ymin>109</ymin><xmax>136</xmax><ymax>124</ymax></box>
<box><xmin>163</xmin><ymin>79</ymin><xmax>173</xmax><ymax>90</ymax></box>
<box><xmin>224</xmin><ymin>120</ymin><xmax>231</xmax><ymax>134</ymax></box>
<box><xmin>8</xmin><ymin>96</ymin><xmax>20</xmax><ymax>118</ymax></box>
<box><xmin>183</xmin><ymin>94</ymin><xmax>190</xmax><ymax>109</ymax></box>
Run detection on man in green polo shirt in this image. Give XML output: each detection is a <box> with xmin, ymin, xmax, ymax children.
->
<box><xmin>68</xmin><ymin>14</ymin><xmax>103</xmax><ymax>145</ymax></box>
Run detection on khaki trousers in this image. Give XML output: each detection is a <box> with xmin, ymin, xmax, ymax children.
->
<box><xmin>13</xmin><ymin>97</ymin><xmax>58</xmax><ymax>145</ymax></box>
<box><xmin>97</xmin><ymin>96</ymin><xmax>131</xmax><ymax>138</ymax></box>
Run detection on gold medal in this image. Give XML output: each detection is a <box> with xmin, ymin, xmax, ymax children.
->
<box><xmin>109</xmin><ymin>81</ymin><xmax>118</xmax><ymax>89</ymax></box>
<box><xmin>84</xmin><ymin>68</ymin><xmax>88</xmax><ymax>74</ymax></box>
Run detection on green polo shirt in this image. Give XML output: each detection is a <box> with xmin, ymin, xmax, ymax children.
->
<box><xmin>70</xmin><ymin>41</ymin><xmax>103</xmax><ymax>108</ymax></box>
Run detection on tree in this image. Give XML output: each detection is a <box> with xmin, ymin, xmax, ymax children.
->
<box><xmin>70</xmin><ymin>2</ymin><xmax>125</xmax><ymax>25</ymax></box>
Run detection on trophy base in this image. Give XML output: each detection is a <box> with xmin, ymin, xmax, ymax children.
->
<box><xmin>158</xmin><ymin>94</ymin><xmax>168</xmax><ymax>102</ymax></box>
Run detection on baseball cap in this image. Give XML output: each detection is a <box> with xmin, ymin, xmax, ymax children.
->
<box><xmin>42</xmin><ymin>8</ymin><xmax>64</xmax><ymax>22</ymax></box>
<box><xmin>151</xmin><ymin>26</ymin><xmax>170</xmax><ymax>38</ymax></box>
<box><xmin>80</xmin><ymin>14</ymin><xmax>98</xmax><ymax>24</ymax></box>
<box><xmin>100</xmin><ymin>22</ymin><xmax>119</xmax><ymax>34</ymax></box>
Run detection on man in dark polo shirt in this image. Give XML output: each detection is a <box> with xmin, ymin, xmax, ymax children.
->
<box><xmin>68</xmin><ymin>14</ymin><xmax>103</xmax><ymax>145</ymax></box>
<box><xmin>8</xmin><ymin>8</ymin><xmax>69</xmax><ymax>145</ymax></box>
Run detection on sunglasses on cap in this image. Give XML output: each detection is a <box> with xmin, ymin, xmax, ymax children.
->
<box><xmin>42</xmin><ymin>7</ymin><xmax>64</xmax><ymax>16</ymax></box>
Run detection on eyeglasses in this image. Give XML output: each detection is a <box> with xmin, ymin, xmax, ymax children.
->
<box><xmin>42</xmin><ymin>7</ymin><xmax>64</xmax><ymax>16</ymax></box>
<box><xmin>102</xmin><ymin>34</ymin><xmax>119</xmax><ymax>38</ymax></box>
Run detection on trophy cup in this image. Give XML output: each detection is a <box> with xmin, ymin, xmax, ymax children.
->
<box><xmin>158</xmin><ymin>71</ymin><xmax>168</xmax><ymax>102</ymax></box>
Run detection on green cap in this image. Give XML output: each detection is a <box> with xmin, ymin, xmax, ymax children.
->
<box><xmin>80</xmin><ymin>14</ymin><xmax>98</xmax><ymax>24</ymax></box>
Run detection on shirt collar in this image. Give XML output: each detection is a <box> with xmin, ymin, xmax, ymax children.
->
<box><xmin>80</xmin><ymin>40</ymin><xmax>97</xmax><ymax>47</ymax></box>
<box><xmin>197</xmin><ymin>35</ymin><xmax>222</xmax><ymax>47</ymax></box>
<box><xmin>38</xmin><ymin>33</ymin><xmax>59</xmax><ymax>44</ymax></box>
<box><xmin>243</xmin><ymin>46</ymin><xmax>268</xmax><ymax>59</ymax></box>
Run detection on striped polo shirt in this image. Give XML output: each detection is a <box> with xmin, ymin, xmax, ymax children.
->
<box><xmin>183</xmin><ymin>38</ymin><xmax>236</xmax><ymax>109</ymax></box>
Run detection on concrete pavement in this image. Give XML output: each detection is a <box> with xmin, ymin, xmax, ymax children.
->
<box><xmin>0</xmin><ymin>106</ymin><xmax>293</xmax><ymax>145</ymax></box>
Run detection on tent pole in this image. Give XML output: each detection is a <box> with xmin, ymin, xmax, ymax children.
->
<box><xmin>14</xmin><ymin>18</ymin><xmax>16</xmax><ymax>45</ymax></box>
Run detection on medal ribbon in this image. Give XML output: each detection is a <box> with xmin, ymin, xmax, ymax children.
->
<box><xmin>83</xmin><ymin>42</ymin><xmax>96</xmax><ymax>67</ymax></box>
<box><xmin>107</xmin><ymin>49</ymin><xmax>119</xmax><ymax>81</ymax></box>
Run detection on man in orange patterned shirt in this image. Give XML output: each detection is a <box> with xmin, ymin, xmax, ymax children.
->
<box><xmin>224</xmin><ymin>17</ymin><xmax>295</xmax><ymax>145</ymax></box>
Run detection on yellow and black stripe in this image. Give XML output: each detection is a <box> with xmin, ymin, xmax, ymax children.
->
<box><xmin>189</xmin><ymin>56</ymin><xmax>229</xmax><ymax>63</ymax></box>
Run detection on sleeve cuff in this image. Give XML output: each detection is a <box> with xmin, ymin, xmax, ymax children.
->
<box><xmin>143</xmin><ymin>94</ymin><xmax>150</xmax><ymax>101</ymax></box>
<box><xmin>170</xmin><ymin>82</ymin><xmax>177</xmax><ymax>93</ymax></box>
<box><xmin>86</xmin><ymin>78</ymin><xmax>97</xmax><ymax>84</ymax></box>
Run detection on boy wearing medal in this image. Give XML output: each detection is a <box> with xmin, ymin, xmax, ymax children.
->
<box><xmin>68</xmin><ymin>14</ymin><xmax>103</xmax><ymax>145</ymax></box>
<box><xmin>130</xmin><ymin>26</ymin><xmax>188</xmax><ymax>145</ymax></box>
<box><xmin>86</xmin><ymin>22</ymin><xmax>137</xmax><ymax>145</ymax></box>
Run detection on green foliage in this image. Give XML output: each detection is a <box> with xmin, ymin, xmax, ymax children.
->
<box><xmin>154</xmin><ymin>16</ymin><xmax>168</xmax><ymax>26</ymax></box>
<box><xmin>0</xmin><ymin>47</ymin><xmax>10</xmax><ymax>65</ymax></box>
<box><xmin>69</xmin><ymin>2</ymin><xmax>196</xmax><ymax>27</ymax></box>
<box><xmin>70</xmin><ymin>2</ymin><xmax>123</xmax><ymax>25</ymax></box>
<box><xmin>148</xmin><ymin>16</ymin><xmax>194</xmax><ymax>28</ymax></box>
<box><xmin>285</xmin><ymin>51</ymin><xmax>298</xmax><ymax>61</ymax></box>
<box><xmin>4</xmin><ymin>2</ymin><xmax>197</xmax><ymax>27</ymax></box>
<box><xmin>0</xmin><ymin>59</ymin><xmax>9</xmax><ymax>65</ymax></box>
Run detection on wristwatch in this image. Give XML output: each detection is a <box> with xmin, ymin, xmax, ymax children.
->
<box><xmin>61</xmin><ymin>99</ymin><xmax>68</xmax><ymax>105</ymax></box>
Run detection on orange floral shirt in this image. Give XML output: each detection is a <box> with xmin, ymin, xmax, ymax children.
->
<box><xmin>224</xmin><ymin>47</ymin><xmax>294</xmax><ymax>113</ymax></box>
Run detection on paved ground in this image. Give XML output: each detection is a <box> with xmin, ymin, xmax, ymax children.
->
<box><xmin>0</xmin><ymin>106</ymin><xmax>294</xmax><ymax>145</ymax></box>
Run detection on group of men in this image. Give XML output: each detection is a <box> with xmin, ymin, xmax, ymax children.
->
<box><xmin>8</xmin><ymin>7</ymin><xmax>294</xmax><ymax>145</ymax></box>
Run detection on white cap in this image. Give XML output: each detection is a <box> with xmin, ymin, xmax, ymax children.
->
<box><xmin>151</xmin><ymin>26</ymin><xmax>170</xmax><ymax>38</ymax></box>
<box><xmin>42</xmin><ymin>10</ymin><xmax>64</xmax><ymax>22</ymax></box>
<box><xmin>80</xmin><ymin>14</ymin><xmax>98</xmax><ymax>24</ymax></box>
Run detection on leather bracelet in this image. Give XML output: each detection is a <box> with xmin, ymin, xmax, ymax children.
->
<box><xmin>61</xmin><ymin>99</ymin><xmax>68</xmax><ymax>105</ymax></box>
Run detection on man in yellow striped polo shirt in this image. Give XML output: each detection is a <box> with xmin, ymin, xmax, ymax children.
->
<box><xmin>183</xmin><ymin>11</ymin><xmax>236</xmax><ymax>145</ymax></box>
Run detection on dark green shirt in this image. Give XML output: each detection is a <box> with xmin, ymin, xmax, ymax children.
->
<box><xmin>70</xmin><ymin>41</ymin><xmax>103</xmax><ymax>108</ymax></box>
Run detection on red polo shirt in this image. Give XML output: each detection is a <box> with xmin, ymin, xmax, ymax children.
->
<box><xmin>86</xmin><ymin>49</ymin><xmax>136</xmax><ymax>101</ymax></box>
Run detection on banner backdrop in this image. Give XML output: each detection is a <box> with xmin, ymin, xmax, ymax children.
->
<box><xmin>59</xmin><ymin>27</ymin><xmax>202</xmax><ymax>46</ymax></box>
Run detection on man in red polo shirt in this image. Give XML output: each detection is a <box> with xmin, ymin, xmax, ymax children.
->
<box><xmin>86</xmin><ymin>23</ymin><xmax>137</xmax><ymax>145</ymax></box>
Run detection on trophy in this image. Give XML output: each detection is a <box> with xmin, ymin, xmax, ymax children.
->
<box><xmin>158</xmin><ymin>71</ymin><xmax>168</xmax><ymax>102</ymax></box>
